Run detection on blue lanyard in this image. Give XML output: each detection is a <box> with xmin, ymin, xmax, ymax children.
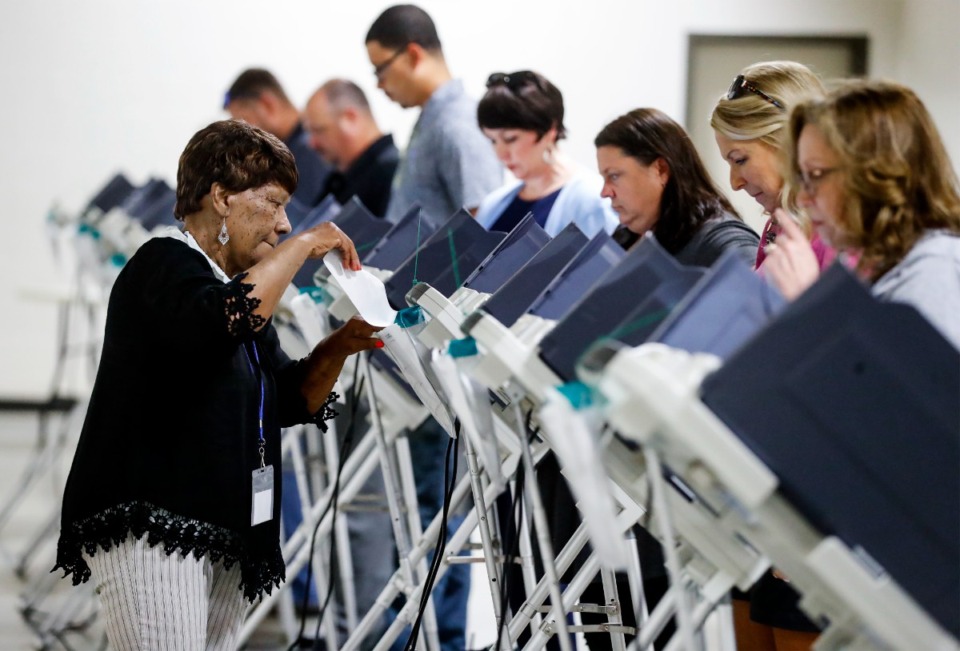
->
<box><xmin>242</xmin><ymin>341</ymin><xmax>266</xmax><ymax>468</ymax></box>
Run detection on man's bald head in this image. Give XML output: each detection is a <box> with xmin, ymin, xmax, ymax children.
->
<box><xmin>304</xmin><ymin>79</ymin><xmax>382</xmax><ymax>171</ymax></box>
<box><xmin>316</xmin><ymin>79</ymin><xmax>373</xmax><ymax>115</ymax></box>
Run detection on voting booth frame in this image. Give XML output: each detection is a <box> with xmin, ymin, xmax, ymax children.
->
<box><xmin>8</xmin><ymin>173</ymin><xmax>957</xmax><ymax>651</ymax></box>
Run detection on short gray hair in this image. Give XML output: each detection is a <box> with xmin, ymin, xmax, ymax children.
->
<box><xmin>319</xmin><ymin>79</ymin><xmax>372</xmax><ymax>115</ymax></box>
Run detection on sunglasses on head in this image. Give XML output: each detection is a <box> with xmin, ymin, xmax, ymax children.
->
<box><xmin>727</xmin><ymin>74</ymin><xmax>784</xmax><ymax>110</ymax></box>
<box><xmin>486</xmin><ymin>71</ymin><xmax>538</xmax><ymax>90</ymax></box>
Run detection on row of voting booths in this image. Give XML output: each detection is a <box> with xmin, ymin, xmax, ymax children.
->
<box><xmin>14</xmin><ymin>174</ymin><xmax>958</xmax><ymax>651</ymax></box>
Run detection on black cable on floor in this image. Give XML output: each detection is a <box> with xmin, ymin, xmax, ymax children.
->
<box><xmin>403</xmin><ymin>420</ymin><xmax>460</xmax><ymax>651</ymax></box>
<box><xmin>493</xmin><ymin>456</ymin><xmax>524</xmax><ymax>651</ymax></box>
<box><xmin>493</xmin><ymin>407</ymin><xmax>539</xmax><ymax>651</ymax></box>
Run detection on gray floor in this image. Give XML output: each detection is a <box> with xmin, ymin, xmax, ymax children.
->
<box><xmin>0</xmin><ymin>410</ymin><xmax>498</xmax><ymax>650</ymax></box>
<box><xmin>0</xmin><ymin>412</ymin><xmax>50</xmax><ymax>649</ymax></box>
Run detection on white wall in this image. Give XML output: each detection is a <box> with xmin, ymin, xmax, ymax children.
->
<box><xmin>1</xmin><ymin>0</ymin><xmax>955</xmax><ymax>399</ymax></box>
<box><xmin>898</xmin><ymin>0</ymin><xmax>960</xmax><ymax>170</ymax></box>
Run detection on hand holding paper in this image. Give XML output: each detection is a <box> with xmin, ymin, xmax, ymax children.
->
<box><xmin>323</xmin><ymin>251</ymin><xmax>398</xmax><ymax>327</ymax></box>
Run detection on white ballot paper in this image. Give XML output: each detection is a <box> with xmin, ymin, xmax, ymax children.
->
<box><xmin>431</xmin><ymin>352</ymin><xmax>506</xmax><ymax>490</ymax></box>
<box><xmin>323</xmin><ymin>251</ymin><xmax>397</xmax><ymax>327</ymax></box>
<box><xmin>378</xmin><ymin>324</ymin><xmax>457</xmax><ymax>437</ymax></box>
<box><xmin>539</xmin><ymin>389</ymin><xmax>629</xmax><ymax>569</ymax></box>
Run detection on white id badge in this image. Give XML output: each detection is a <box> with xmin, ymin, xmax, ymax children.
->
<box><xmin>251</xmin><ymin>465</ymin><xmax>274</xmax><ymax>526</ymax></box>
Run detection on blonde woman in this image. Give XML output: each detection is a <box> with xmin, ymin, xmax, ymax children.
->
<box><xmin>710</xmin><ymin>60</ymin><xmax>831</xmax><ymax>650</ymax></box>
<box><xmin>711</xmin><ymin>61</ymin><xmax>839</xmax><ymax>300</ymax></box>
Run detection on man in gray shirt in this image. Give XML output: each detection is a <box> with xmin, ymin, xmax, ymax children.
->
<box><xmin>366</xmin><ymin>4</ymin><xmax>502</xmax><ymax>228</ymax></box>
<box><xmin>365</xmin><ymin>6</ymin><xmax>502</xmax><ymax>650</ymax></box>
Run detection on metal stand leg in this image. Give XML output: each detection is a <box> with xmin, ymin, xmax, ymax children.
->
<box><xmin>238</xmin><ymin>430</ymin><xmax>382</xmax><ymax>644</ymax></box>
<box><xmin>461</xmin><ymin>436</ymin><xmax>512</xmax><ymax>651</ymax></box>
<box><xmin>524</xmin><ymin>552</ymin><xmax>600</xmax><ymax>650</ymax></box>
<box><xmin>392</xmin><ymin>429</ymin><xmax>441</xmax><ymax>651</ymax></box>
<box><xmin>515</xmin><ymin>487</ymin><xmax>542</xmax><ymax>641</ymax></box>
<box><xmin>623</xmin><ymin>527</ymin><xmax>653</xmax><ymax>651</ymax></box>
<box><xmin>284</xmin><ymin>424</ymin><xmax>339</xmax><ymax>649</ymax></box>
<box><xmin>319</xmin><ymin>419</ymin><xmax>360</xmax><ymax>637</ymax></box>
<box><xmin>660</xmin><ymin>581</ymin><xmax>730</xmax><ymax>651</ymax></box>
<box><xmin>711</xmin><ymin>594</ymin><xmax>737</xmax><ymax>651</ymax></box>
<box><xmin>643</xmin><ymin>449</ymin><xmax>698</xmax><ymax>651</ymax></box>
<box><xmin>0</xmin><ymin>408</ymin><xmax>71</xmax><ymax>537</ymax></box>
<box><xmin>361</xmin><ymin>354</ymin><xmax>442</xmax><ymax>651</ymax></box>
<box><xmin>630</xmin><ymin>586</ymin><xmax>678</xmax><ymax>651</ymax></box>
<box><xmin>14</xmin><ymin>508</ymin><xmax>59</xmax><ymax>580</ymax></box>
<box><xmin>510</xmin><ymin>398</ymin><xmax>573</xmax><ymax>651</ymax></box>
<box><xmin>344</xmin><ymin>437</ymin><xmax>521</xmax><ymax>651</ymax></box>
<box><xmin>504</xmin><ymin>521</ymin><xmax>589</xmax><ymax>647</ymax></box>
<box><xmin>600</xmin><ymin>566</ymin><xmax>628</xmax><ymax>651</ymax></box>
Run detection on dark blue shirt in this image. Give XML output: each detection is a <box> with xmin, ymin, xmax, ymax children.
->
<box><xmin>490</xmin><ymin>187</ymin><xmax>562</xmax><ymax>233</ymax></box>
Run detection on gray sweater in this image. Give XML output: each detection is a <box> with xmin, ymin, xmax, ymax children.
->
<box><xmin>872</xmin><ymin>230</ymin><xmax>960</xmax><ymax>350</ymax></box>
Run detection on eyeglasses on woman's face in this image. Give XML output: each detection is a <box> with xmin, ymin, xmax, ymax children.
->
<box><xmin>798</xmin><ymin>167</ymin><xmax>840</xmax><ymax>195</ymax></box>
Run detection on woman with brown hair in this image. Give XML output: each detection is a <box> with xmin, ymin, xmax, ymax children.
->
<box><xmin>596</xmin><ymin>107</ymin><xmax>759</xmax><ymax>264</ymax></box>
<box><xmin>768</xmin><ymin>79</ymin><xmax>960</xmax><ymax>348</ymax></box>
<box><xmin>585</xmin><ymin>107</ymin><xmax>759</xmax><ymax>651</ymax></box>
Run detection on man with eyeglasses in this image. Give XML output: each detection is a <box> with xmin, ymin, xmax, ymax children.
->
<box><xmin>364</xmin><ymin>6</ymin><xmax>501</xmax><ymax>651</ymax></box>
<box><xmin>365</xmin><ymin>4</ymin><xmax>501</xmax><ymax>228</ymax></box>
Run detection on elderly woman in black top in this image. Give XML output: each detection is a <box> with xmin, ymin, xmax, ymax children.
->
<box><xmin>54</xmin><ymin>120</ymin><xmax>382</xmax><ymax>649</ymax></box>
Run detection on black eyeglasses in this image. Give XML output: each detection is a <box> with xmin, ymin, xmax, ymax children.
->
<box><xmin>373</xmin><ymin>46</ymin><xmax>408</xmax><ymax>79</ymax></box>
<box><xmin>726</xmin><ymin>74</ymin><xmax>784</xmax><ymax>110</ymax></box>
<box><xmin>486</xmin><ymin>71</ymin><xmax>538</xmax><ymax>90</ymax></box>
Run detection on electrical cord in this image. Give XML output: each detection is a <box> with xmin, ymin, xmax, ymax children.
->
<box><xmin>402</xmin><ymin>420</ymin><xmax>461</xmax><ymax>651</ymax></box>
<box><xmin>287</xmin><ymin>361</ymin><xmax>364</xmax><ymax>651</ymax></box>
<box><xmin>493</xmin><ymin>454</ymin><xmax>524</xmax><ymax>651</ymax></box>
<box><xmin>309</xmin><ymin>374</ymin><xmax>366</xmax><ymax>644</ymax></box>
<box><xmin>493</xmin><ymin>407</ymin><xmax>539</xmax><ymax>651</ymax></box>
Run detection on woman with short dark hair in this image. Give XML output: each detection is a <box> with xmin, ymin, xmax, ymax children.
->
<box><xmin>595</xmin><ymin>108</ymin><xmax>759</xmax><ymax>265</ymax></box>
<box><xmin>54</xmin><ymin>119</ymin><xmax>382</xmax><ymax>649</ymax></box>
<box><xmin>475</xmin><ymin>70</ymin><xmax>617</xmax><ymax>237</ymax></box>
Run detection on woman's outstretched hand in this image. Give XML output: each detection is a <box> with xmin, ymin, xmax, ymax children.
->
<box><xmin>300</xmin><ymin>317</ymin><xmax>385</xmax><ymax>413</ymax></box>
<box><xmin>322</xmin><ymin>317</ymin><xmax>385</xmax><ymax>358</ymax></box>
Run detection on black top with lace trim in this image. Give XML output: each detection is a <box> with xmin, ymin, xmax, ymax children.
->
<box><xmin>54</xmin><ymin>237</ymin><xmax>337</xmax><ymax>602</ymax></box>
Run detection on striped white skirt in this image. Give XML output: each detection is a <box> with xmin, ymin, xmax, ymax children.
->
<box><xmin>83</xmin><ymin>533</ymin><xmax>248</xmax><ymax>651</ymax></box>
